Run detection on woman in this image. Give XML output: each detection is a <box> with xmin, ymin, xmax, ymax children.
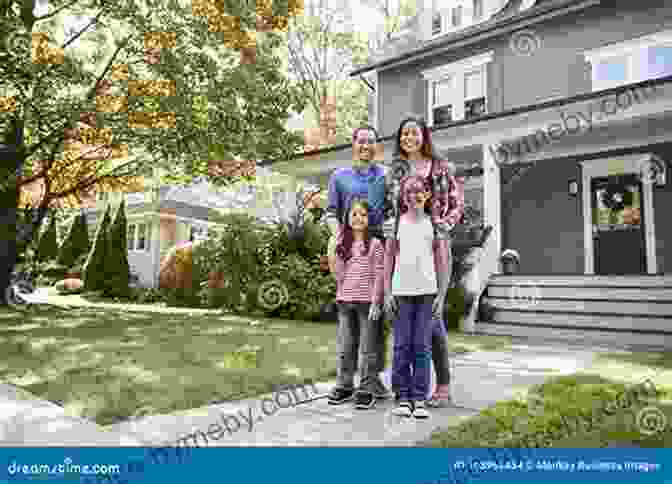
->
<box><xmin>382</xmin><ymin>115</ymin><xmax>464</xmax><ymax>407</ymax></box>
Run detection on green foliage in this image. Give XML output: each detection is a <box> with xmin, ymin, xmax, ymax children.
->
<box><xmin>83</xmin><ymin>203</ymin><xmax>112</xmax><ymax>291</ymax></box>
<box><xmin>35</xmin><ymin>215</ymin><xmax>59</xmax><ymax>263</ymax></box>
<box><xmin>57</xmin><ymin>212</ymin><xmax>91</xmax><ymax>268</ymax></box>
<box><xmin>102</xmin><ymin>200</ymin><xmax>130</xmax><ymax>298</ymax></box>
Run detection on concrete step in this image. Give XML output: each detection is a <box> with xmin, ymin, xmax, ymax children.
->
<box><xmin>486</xmin><ymin>285</ymin><xmax>672</xmax><ymax>301</ymax></box>
<box><xmin>484</xmin><ymin>309</ymin><xmax>672</xmax><ymax>333</ymax></box>
<box><xmin>475</xmin><ymin>322</ymin><xmax>672</xmax><ymax>350</ymax></box>
<box><xmin>488</xmin><ymin>275</ymin><xmax>672</xmax><ymax>287</ymax></box>
<box><xmin>484</xmin><ymin>296</ymin><xmax>672</xmax><ymax>317</ymax></box>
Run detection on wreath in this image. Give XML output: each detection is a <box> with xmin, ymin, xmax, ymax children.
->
<box><xmin>600</xmin><ymin>183</ymin><xmax>632</xmax><ymax>211</ymax></box>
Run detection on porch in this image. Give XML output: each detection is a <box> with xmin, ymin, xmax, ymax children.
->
<box><xmin>477</xmin><ymin>274</ymin><xmax>672</xmax><ymax>349</ymax></box>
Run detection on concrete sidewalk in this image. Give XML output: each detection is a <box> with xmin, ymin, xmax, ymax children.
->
<box><xmin>0</xmin><ymin>341</ymin><xmax>602</xmax><ymax>447</ymax></box>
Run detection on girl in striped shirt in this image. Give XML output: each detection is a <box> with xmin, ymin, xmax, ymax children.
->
<box><xmin>328</xmin><ymin>198</ymin><xmax>386</xmax><ymax>409</ymax></box>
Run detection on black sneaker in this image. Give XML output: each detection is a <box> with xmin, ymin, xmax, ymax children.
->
<box><xmin>370</xmin><ymin>378</ymin><xmax>393</xmax><ymax>400</ymax></box>
<box><xmin>354</xmin><ymin>391</ymin><xmax>376</xmax><ymax>409</ymax></box>
<box><xmin>328</xmin><ymin>387</ymin><xmax>354</xmax><ymax>405</ymax></box>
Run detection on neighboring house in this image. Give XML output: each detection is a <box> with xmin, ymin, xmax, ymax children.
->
<box><xmin>82</xmin><ymin>168</ymin><xmax>320</xmax><ymax>288</ymax></box>
<box><xmin>270</xmin><ymin>0</ymin><xmax>672</xmax><ymax>347</ymax></box>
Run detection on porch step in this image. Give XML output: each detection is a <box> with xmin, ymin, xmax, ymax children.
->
<box><xmin>477</xmin><ymin>275</ymin><xmax>672</xmax><ymax>348</ymax></box>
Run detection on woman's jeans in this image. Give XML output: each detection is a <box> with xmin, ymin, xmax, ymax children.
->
<box><xmin>392</xmin><ymin>294</ymin><xmax>435</xmax><ymax>402</ymax></box>
<box><xmin>335</xmin><ymin>302</ymin><xmax>380</xmax><ymax>393</ymax></box>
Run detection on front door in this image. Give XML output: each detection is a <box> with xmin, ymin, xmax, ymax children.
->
<box><xmin>591</xmin><ymin>174</ymin><xmax>646</xmax><ymax>275</ymax></box>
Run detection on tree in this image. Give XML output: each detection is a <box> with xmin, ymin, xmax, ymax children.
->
<box><xmin>82</xmin><ymin>202</ymin><xmax>111</xmax><ymax>291</ymax></box>
<box><xmin>57</xmin><ymin>211</ymin><xmax>90</xmax><ymax>268</ymax></box>
<box><xmin>102</xmin><ymin>198</ymin><xmax>130</xmax><ymax>296</ymax></box>
<box><xmin>0</xmin><ymin>0</ymin><xmax>307</xmax><ymax>303</ymax></box>
<box><xmin>359</xmin><ymin>0</ymin><xmax>417</xmax><ymax>52</ymax></box>
<box><xmin>285</xmin><ymin>0</ymin><xmax>370</xmax><ymax>149</ymax></box>
<box><xmin>35</xmin><ymin>212</ymin><xmax>58</xmax><ymax>262</ymax></box>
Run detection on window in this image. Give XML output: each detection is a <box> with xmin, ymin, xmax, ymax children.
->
<box><xmin>585</xmin><ymin>30</ymin><xmax>672</xmax><ymax>91</ymax></box>
<box><xmin>189</xmin><ymin>224</ymin><xmax>208</xmax><ymax>242</ymax></box>
<box><xmin>422</xmin><ymin>51</ymin><xmax>493</xmax><ymax>126</ymax></box>
<box><xmin>127</xmin><ymin>222</ymin><xmax>150</xmax><ymax>252</ymax></box>
<box><xmin>127</xmin><ymin>223</ymin><xmax>136</xmax><ymax>250</ymax></box>
<box><xmin>432</xmin><ymin>0</ymin><xmax>484</xmax><ymax>38</ymax></box>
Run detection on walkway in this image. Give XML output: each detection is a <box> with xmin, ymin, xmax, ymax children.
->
<box><xmin>0</xmin><ymin>341</ymin><xmax>604</xmax><ymax>446</ymax></box>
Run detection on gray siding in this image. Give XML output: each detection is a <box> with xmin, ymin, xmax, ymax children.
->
<box><xmin>377</xmin><ymin>0</ymin><xmax>672</xmax><ymax>137</ymax></box>
<box><xmin>501</xmin><ymin>156</ymin><xmax>584</xmax><ymax>274</ymax></box>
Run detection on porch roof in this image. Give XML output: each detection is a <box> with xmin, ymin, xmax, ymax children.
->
<box><xmin>269</xmin><ymin>75</ymin><xmax>672</xmax><ymax>179</ymax></box>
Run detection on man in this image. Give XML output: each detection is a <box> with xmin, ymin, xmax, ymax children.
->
<box><xmin>325</xmin><ymin>125</ymin><xmax>391</xmax><ymax>402</ymax></box>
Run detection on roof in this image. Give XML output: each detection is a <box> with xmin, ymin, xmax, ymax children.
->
<box><xmin>350</xmin><ymin>0</ymin><xmax>597</xmax><ymax>76</ymax></box>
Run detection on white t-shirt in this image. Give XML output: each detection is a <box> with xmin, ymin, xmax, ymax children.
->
<box><xmin>392</xmin><ymin>215</ymin><xmax>437</xmax><ymax>296</ymax></box>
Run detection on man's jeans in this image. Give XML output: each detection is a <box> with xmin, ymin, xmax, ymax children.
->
<box><xmin>335</xmin><ymin>302</ymin><xmax>381</xmax><ymax>393</ymax></box>
<box><xmin>392</xmin><ymin>294</ymin><xmax>435</xmax><ymax>402</ymax></box>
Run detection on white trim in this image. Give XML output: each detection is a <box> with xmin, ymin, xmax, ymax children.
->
<box><xmin>422</xmin><ymin>51</ymin><xmax>493</xmax><ymax>127</ymax></box>
<box><xmin>483</xmin><ymin>144</ymin><xmax>501</xmax><ymax>272</ymax></box>
<box><xmin>371</xmin><ymin>70</ymin><xmax>379</xmax><ymax>132</ymax></box>
<box><xmin>580</xmin><ymin>153</ymin><xmax>659</xmax><ymax>275</ymax></box>
<box><xmin>126</xmin><ymin>211</ymin><xmax>224</xmax><ymax>226</ymax></box>
<box><xmin>421</xmin><ymin>51</ymin><xmax>493</xmax><ymax>81</ymax></box>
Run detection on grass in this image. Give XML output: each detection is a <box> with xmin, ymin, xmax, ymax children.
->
<box><xmin>0</xmin><ymin>299</ymin><xmax>512</xmax><ymax>427</ymax></box>
<box><xmin>425</xmin><ymin>349</ymin><xmax>672</xmax><ymax>448</ymax></box>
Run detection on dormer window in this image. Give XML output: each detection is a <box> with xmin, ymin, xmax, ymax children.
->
<box><xmin>432</xmin><ymin>0</ymin><xmax>483</xmax><ymax>38</ymax></box>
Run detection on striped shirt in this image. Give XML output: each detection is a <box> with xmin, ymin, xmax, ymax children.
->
<box><xmin>335</xmin><ymin>238</ymin><xmax>385</xmax><ymax>304</ymax></box>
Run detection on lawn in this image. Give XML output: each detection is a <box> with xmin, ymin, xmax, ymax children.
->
<box><xmin>0</xmin><ymin>299</ymin><xmax>512</xmax><ymax>426</ymax></box>
<box><xmin>425</xmin><ymin>348</ymin><xmax>672</xmax><ymax>448</ymax></box>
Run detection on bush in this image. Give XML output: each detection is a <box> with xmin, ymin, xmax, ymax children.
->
<box><xmin>102</xmin><ymin>200</ymin><xmax>130</xmax><ymax>298</ymax></box>
<box><xmin>57</xmin><ymin>212</ymin><xmax>90</xmax><ymax>268</ymax></box>
<box><xmin>83</xmin><ymin>203</ymin><xmax>112</xmax><ymax>291</ymax></box>
<box><xmin>36</xmin><ymin>215</ymin><xmax>59</xmax><ymax>263</ymax></box>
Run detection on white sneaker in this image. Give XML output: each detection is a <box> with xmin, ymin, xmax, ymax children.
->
<box><xmin>413</xmin><ymin>401</ymin><xmax>430</xmax><ymax>419</ymax></box>
<box><xmin>391</xmin><ymin>401</ymin><xmax>412</xmax><ymax>417</ymax></box>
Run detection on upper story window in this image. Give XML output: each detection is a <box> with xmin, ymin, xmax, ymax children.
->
<box><xmin>189</xmin><ymin>224</ymin><xmax>208</xmax><ymax>242</ymax></box>
<box><xmin>127</xmin><ymin>222</ymin><xmax>150</xmax><ymax>252</ymax></box>
<box><xmin>421</xmin><ymin>51</ymin><xmax>493</xmax><ymax>127</ymax></box>
<box><xmin>432</xmin><ymin>0</ymin><xmax>483</xmax><ymax>37</ymax></box>
<box><xmin>585</xmin><ymin>30</ymin><xmax>672</xmax><ymax>91</ymax></box>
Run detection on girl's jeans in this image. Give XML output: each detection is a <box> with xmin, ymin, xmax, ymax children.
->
<box><xmin>392</xmin><ymin>294</ymin><xmax>435</xmax><ymax>402</ymax></box>
<box><xmin>335</xmin><ymin>301</ymin><xmax>380</xmax><ymax>393</ymax></box>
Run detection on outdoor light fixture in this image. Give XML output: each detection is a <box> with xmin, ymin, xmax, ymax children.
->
<box><xmin>568</xmin><ymin>179</ymin><xmax>578</xmax><ymax>196</ymax></box>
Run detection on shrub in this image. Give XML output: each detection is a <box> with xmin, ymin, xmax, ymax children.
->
<box><xmin>57</xmin><ymin>212</ymin><xmax>90</xmax><ymax>268</ymax></box>
<box><xmin>83</xmin><ymin>203</ymin><xmax>112</xmax><ymax>291</ymax></box>
<box><xmin>35</xmin><ymin>214</ymin><xmax>59</xmax><ymax>263</ymax></box>
<box><xmin>102</xmin><ymin>200</ymin><xmax>130</xmax><ymax>298</ymax></box>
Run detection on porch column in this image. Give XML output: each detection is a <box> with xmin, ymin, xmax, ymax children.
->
<box><xmin>482</xmin><ymin>144</ymin><xmax>502</xmax><ymax>271</ymax></box>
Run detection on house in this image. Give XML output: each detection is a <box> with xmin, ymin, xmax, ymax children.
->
<box><xmin>269</xmin><ymin>0</ymin><xmax>672</xmax><ymax>348</ymax></box>
<box><xmin>82</xmin><ymin>166</ymin><xmax>319</xmax><ymax>288</ymax></box>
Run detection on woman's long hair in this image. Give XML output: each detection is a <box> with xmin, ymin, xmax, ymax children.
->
<box><xmin>393</xmin><ymin>115</ymin><xmax>442</xmax><ymax>162</ymax></box>
<box><xmin>398</xmin><ymin>175</ymin><xmax>433</xmax><ymax>217</ymax></box>
<box><xmin>336</xmin><ymin>198</ymin><xmax>371</xmax><ymax>263</ymax></box>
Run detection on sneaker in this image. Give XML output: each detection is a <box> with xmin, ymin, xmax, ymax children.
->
<box><xmin>391</xmin><ymin>401</ymin><xmax>413</xmax><ymax>417</ymax></box>
<box><xmin>328</xmin><ymin>387</ymin><xmax>354</xmax><ymax>405</ymax></box>
<box><xmin>413</xmin><ymin>401</ymin><xmax>430</xmax><ymax>419</ymax></box>
<box><xmin>354</xmin><ymin>391</ymin><xmax>376</xmax><ymax>409</ymax></box>
<box><xmin>371</xmin><ymin>377</ymin><xmax>393</xmax><ymax>400</ymax></box>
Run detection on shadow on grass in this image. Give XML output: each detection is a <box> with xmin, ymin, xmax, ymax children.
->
<box><xmin>0</xmin><ymin>304</ymin><xmax>338</xmax><ymax>426</ymax></box>
<box><xmin>424</xmin><ymin>372</ymin><xmax>672</xmax><ymax>448</ymax></box>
